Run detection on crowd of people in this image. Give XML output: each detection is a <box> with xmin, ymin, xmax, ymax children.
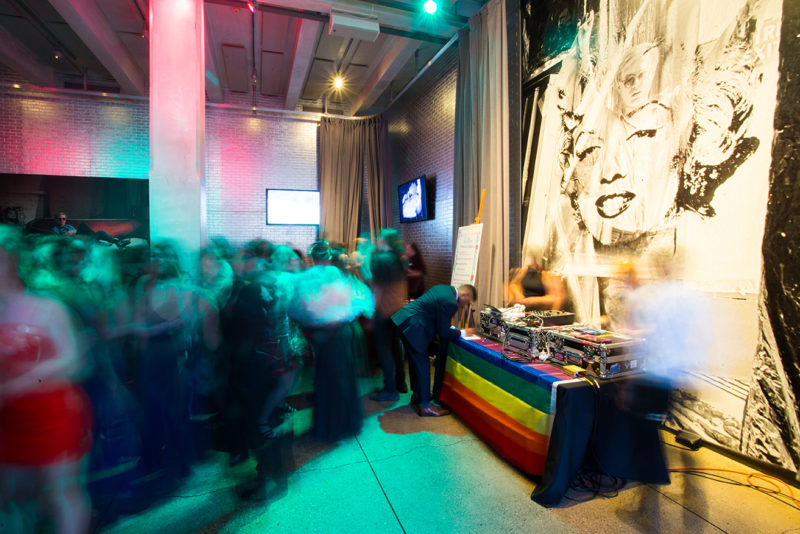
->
<box><xmin>0</xmin><ymin>223</ymin><xmax>472</xmax><ymax>532</ymax></box>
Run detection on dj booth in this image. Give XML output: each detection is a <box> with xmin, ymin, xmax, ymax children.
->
<box><xmin>441</xmin><ymin>336</ymin><xmax>669</xmax><ymax>505</ymax></box>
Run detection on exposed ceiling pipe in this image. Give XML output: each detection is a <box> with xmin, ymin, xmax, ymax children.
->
<box><xmin>385</xmin><ymin>32</ymin><xmax>458</xmax><ymax>112</ymax></box>
<box><xmin>0</xmin><ymin>82</ymin><xmax>344</xmax><ymax>122</ymax></box>
<box><xmin>379</xmin><ymin>25</ymin><xmax>448</xmax><ymax>45</ymax></box>
<box><xmin>251</xmin><ymin>3</ymin><xmax>258</xmax><ymax>110</ymax></box>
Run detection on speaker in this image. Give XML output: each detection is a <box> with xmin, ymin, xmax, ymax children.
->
<box><xmin>329</xmin><ymin>9</ymin><xmax>380</xmax><ymax>42</ymax></box>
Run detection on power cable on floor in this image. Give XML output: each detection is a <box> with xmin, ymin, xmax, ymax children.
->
<box><xmin>355</xmin><ymin>435</ymin><xmax>408</xmax><ymax>534</ymax></box>
<box><xmin>668</xmin><ymin>467</ymin><xmax>800</xmax><ymax>511</ymax></box>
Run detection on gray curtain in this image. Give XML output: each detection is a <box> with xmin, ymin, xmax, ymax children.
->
<box><xmin>453</xmin><ymin>25</ymin><xmax>478</xmax><ymax>244</ymax></box>
<box><xmin>319</xmin><ymin>116</ymin><xmax>387</xmax><ymax>246</ymax></box>
<box><xmin>453</xmin><ymin>0</ymin><xmax>510</xmax><ymax>307</ymax></box>
<box><xmin>364</xmin><ymin>117</ymin><xmax>392</xmax><ymax>240</ymax></box>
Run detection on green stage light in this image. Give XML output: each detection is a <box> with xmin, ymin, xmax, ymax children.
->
<box><xmin>423</xmin><ymin>0</ymin><xmax>438</xmax><ymax>15</ymax></box>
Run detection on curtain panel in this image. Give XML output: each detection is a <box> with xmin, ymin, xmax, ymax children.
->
<box><xmin>319</xmin><ymin>116</ymin><xmax>388</xmax><ymax>247</ymax></box>
<box><xmin>453</xmin><ymin>0</ymin><xmax>510</xmax><ymax>307</ymax></box>
<box><xmin>365</xmin><ymin>117</ymin><xmax>392</xmax><ymax>240</ymax></box>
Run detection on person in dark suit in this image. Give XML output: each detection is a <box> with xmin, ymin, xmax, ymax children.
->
<box><xmin>391</xmin><ymin>284</ymin><xmax>476</xmax><ymax>416</ymax></box>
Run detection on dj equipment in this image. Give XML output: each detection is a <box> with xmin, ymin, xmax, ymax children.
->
<box><xmin>502</xmin><ymin>321</ymin><xmax>555</xmax><ymax>362</ymax></box>
<box><xmin>517</xmin><ymin>310</ymin><xmax>575</xmax><ymax>328</ymax></box>
<box><xmin>545</xmin><ymin>326</ymin><xmax>644</xmax><ymax>379</ymax></box>
<box><xmin>562</xmin><ymin>364</ymin><xmax>586</xmax><ymax>378</ymax></box>
<box><xmin>478</xmin><ymin>306</ymin><xmax>507</xmax><ymax>342</ymax></box>
<box><xmin>500</xmin><ymin>311</ymin><xmax>575</xmax><ymax>362</ymax></box>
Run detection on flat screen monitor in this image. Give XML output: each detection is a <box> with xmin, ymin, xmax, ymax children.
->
<box><xmin>266</xmin><ymin>189</ymin><xmax>320</xmax><ymax>225</ymax></box>
<box><xmin>398</xmin><ymin>176</ymin><xmax>428</xmax><ymax>223</ymax></box>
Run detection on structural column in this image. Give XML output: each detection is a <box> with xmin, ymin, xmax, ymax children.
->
<box><xmin>149</xmin><ymin>0</ymin><xmax>206</xmax><ymax>254</ymax></box>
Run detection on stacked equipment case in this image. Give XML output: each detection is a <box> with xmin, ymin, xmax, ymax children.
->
<box><xmin>544</xmin><ymin>326</ymin><xmax>644</xmax><ymax>379</ymax></box>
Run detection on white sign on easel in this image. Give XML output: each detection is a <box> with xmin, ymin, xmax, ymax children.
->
<box><xmin>451</xmin><ymin>224</ymin><xmax>483</xmax><ymax>288</ymax></box>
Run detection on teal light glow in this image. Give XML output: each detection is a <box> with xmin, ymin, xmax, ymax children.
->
<box><xmin>423</xmin><ymin>0</ymin><xmax>437</xmax><ymax>14</ymax></box>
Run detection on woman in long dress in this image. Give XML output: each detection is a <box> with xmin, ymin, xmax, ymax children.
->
<box><xmin>288</xmin><ymin>260</ymin><xmax>374</xmax><ymax>443</ymax></box>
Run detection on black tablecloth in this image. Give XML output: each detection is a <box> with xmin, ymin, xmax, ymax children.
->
<box><xmin>531</xmin><ymin>374</ymin><xmax>670</xmax><ymax>505</ymax></box>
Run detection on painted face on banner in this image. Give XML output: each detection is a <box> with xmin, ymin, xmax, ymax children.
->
<box><xmin>567</xmin><ymin>45</ymin><xmax>680</xmax><ymax>246</ymax></box>
<box><xmin>571</xmin><ymin>105</ymin><xmax>680</xmax><ymax>245</ymax></box>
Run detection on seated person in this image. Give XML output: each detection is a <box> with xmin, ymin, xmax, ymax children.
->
<box><xmin>51</xmin><ymin>212</ymin><xmax>77</xmax><ymax>236</ymax></box>
<box><xmin>51</xmin><ymin>212</ymin><xmax>130</xmax><ymax>248</ymax></box>
<box><xmin>507</xmin><ymin>247</ymin><xmax>565</xmax><ymax>310</ymax></box>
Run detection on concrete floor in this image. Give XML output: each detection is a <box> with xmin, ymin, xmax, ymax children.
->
<box><xmin>103</xmin><ymin>376</ymin><xmax>800</xmax><ymax>534</ymax></box>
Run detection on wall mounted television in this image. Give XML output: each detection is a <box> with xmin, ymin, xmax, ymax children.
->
<box><xmin>266</xmin><ymin>189</ymin><xmax>320</xmax><ymax>225</ymax></box>
<box><xmin>398</xmin><ymin>175</ymin><xmax>432</xmax><ymax>223</ymax></box>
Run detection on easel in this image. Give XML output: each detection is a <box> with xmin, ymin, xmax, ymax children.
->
<box><xmin>453</xmin><ymin>189</ymin><xmax>486</xmax><ymax>329</ymax></box>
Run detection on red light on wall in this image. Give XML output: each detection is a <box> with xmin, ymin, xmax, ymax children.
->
<box><xmin>247</xmin><ymin>2</ymin><xmax>255</xmax><ymax>13</ymax></box>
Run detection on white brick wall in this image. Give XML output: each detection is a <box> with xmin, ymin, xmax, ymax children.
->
<box><xmin>0</xmin><ymin>68</ymin><xmax>320</xmax><ymax>252</ymax></box>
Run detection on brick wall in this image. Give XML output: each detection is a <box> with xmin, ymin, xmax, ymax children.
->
<box><xmin>0</xmin><ymin>77</ymin><xmax>150</xmax><ymax>180</ymax></box>
<box><xmin>2</xmin><ymin>51</ymin><xmax>460</xmax><ymax>260</ymax></box>
<box><xmin>0</xmin><ymin>68</ymin><xmax>320</xmax><ymax>252</ymax></box>
<box><xmin>384</xmin><ymin>45</ymin><xmax>458</xmax><ymax>290</ymax></box>
<box><xmin>205</xmin><ymin>107</ymin><xmax>319</xmax><ymax>250</ymax></box>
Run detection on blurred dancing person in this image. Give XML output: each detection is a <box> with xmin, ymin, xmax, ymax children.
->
<box><xmin>289</xmin><ymin>262</ymin><xmax>374</xmax><ymax>442</ymax></box>
<box><xmin>234</xmin><ymin>253</ymin><xmax>306</xmax><ymax>501</ymax></box>
<box><xmin>0</xmin><ymin>228</ymin><xmax>93</xmax><ymax>534</ymax></box>
<box><xmin>130</xmin><ymin>241</ymin><xmax>194</xmax><ymax>484</ymax></box>
<box><xmin>368</xmin><ymin>249</ymin><xmax>409</xmax><ymax>402</ymax></box>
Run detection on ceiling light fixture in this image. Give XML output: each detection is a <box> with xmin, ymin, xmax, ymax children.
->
<box><xmin>423</xmin><ymin>0</ymin><xmax>438</xmax><ymax>14</ymax></box>
<box><xmin>333</xmin><ymin>76</ymin><xmax>344</xmax><ymax>90</ymax></box>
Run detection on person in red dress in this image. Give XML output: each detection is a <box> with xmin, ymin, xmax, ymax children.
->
<box><xmin>0</xmin><ymin>239</ymin><xmax>93</xmax><ymax>534</ymax></box>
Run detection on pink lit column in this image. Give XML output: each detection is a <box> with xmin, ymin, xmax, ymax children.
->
<box><xmin>149</xmin><ymin>0</ymin><xmax>206</xmax><ymax>254</ymax></box>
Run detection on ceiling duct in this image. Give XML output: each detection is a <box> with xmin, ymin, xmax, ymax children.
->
<box><xmin>329</xmin><ymin>8</ymin><xmax>380</xmax><ymax>42</ymax></box>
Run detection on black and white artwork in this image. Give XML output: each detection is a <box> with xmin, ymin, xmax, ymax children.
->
<box><xmin>741</xmin><ymin>0</ymin><xmax>800</xmax><ymax>473</ymax></box>
<box><xmin>521</xmin><ymin>0</ymin><xmax>587</xmax><ymax>78</ymax></box>
<box><xmin>522</xmin><ymin>0</ymin><xmax>784</xmax><ymax>458</ymax></box>
<box><xmin>524</xmin><ymin>0</ymin><xmax>780</xmax><ymax>318</ymax></box>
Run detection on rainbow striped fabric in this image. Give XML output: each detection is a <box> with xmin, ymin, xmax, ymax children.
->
<box><xmin>440</xmin><ymin>336</ymin><xmax>575</xmax><ymax>475</ymax></box>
